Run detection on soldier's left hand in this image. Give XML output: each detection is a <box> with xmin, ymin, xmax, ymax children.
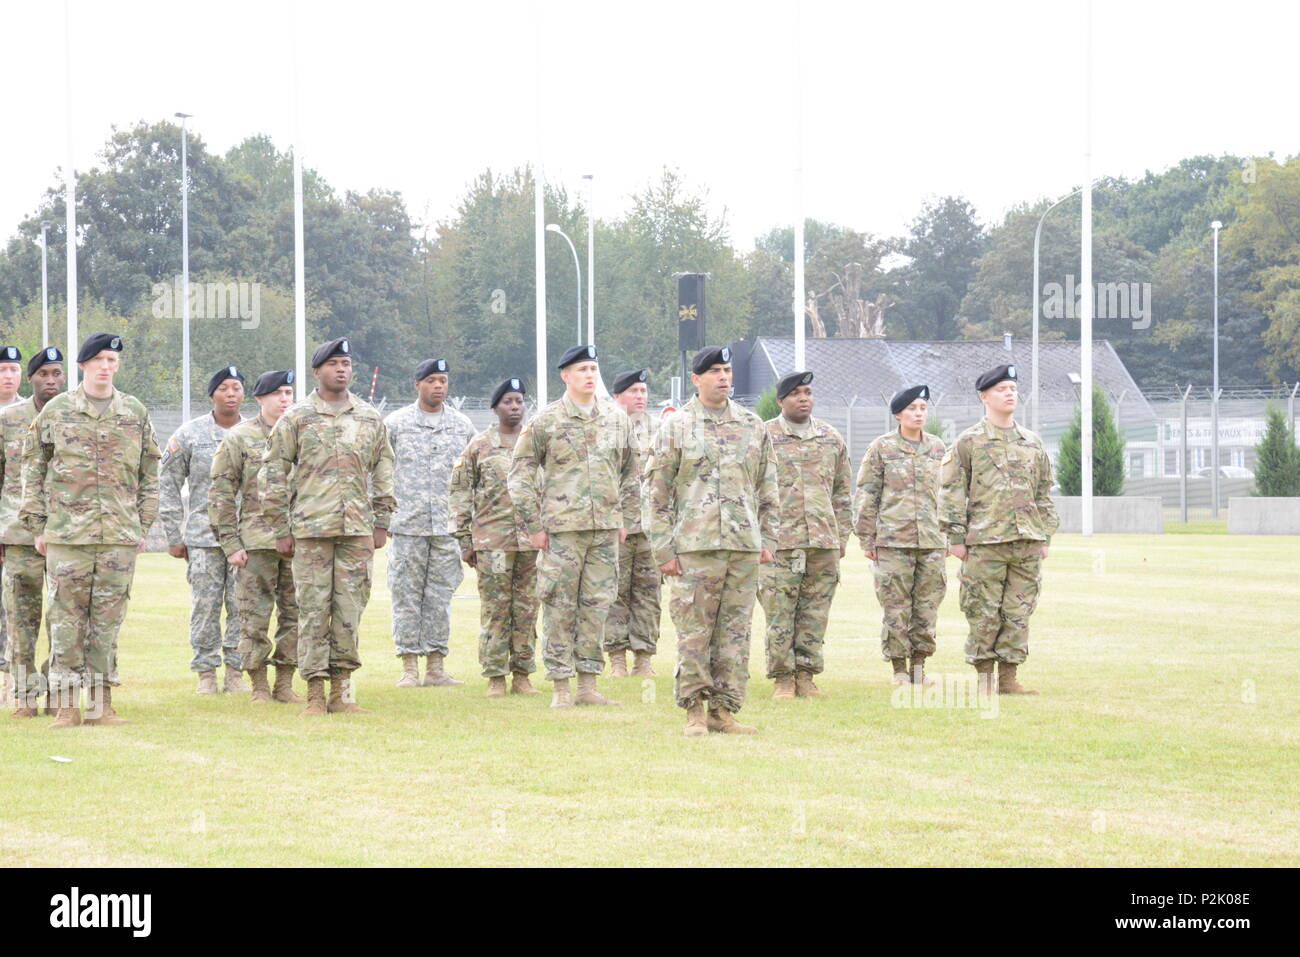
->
<box><xmin>462</xmin><ymin>548</ymin><xmax>476</xmax><ymax>567</ymax></box>
<box><xmin>373</xmin><ymin>528</ymin><xmax>388</xmax><ymax>549</ymax></box>
<box><xmin>136</xmin><ymin>539</ymin><xmax>147</xmax><ymax>553</ymax></box>
<box><xmin>617</xmin><ymin>527</ymin><xmax>628</xmax><ymax>545</ymax></box>
<box><xmin>228</xmin><ymin>549</ymin><xmax>249</xmax><ymax>568</ymax></box>
<box><xmin>1040</xmin><ymin>545</ymin><xmax>1049</xmax><ymax>559</ymax></box>
<box><xmin>759</xmin><ymin>548</ymin><xmax>774</xmax><ymax>565</ymax></box>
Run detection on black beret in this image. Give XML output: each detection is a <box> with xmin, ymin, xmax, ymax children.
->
<box><xmin>490</xmin><ymin>377</ymin><xmax>526</xmax><ymax>408</ymax></box>
<box><xmin>310</xmin><ymin>337</ymin><xmax>351</xmax><ymax>369</ymax></box>
<box><xmin>975</xmin><ymin>364</ymin><xmax>1017</xmax><ymax>392</ymax></box>
<box><xmin>253</xmin><ymin>369</ymin><xmax>295</xmax><ymax>396</ymax></box>
<box><xmin>76</xmin><ymin>333</ymin><xmax>123</xmax><ymax>363</ymax></box>
<box><xmin>558</xmin><ymin>344</ymin><xmax>598</xmax><ymax>370</ymax></box>
<box><xmin>414</xmin><ymin>358</ymin><xmax>450</xmax><ymax>381</ymax></box>
<box><xmin>890</xmin><ymin>384</ymin><xmax>930</xmax><ymax>414</ymax></box>
<box><xmin>27</xmin><ymin>346</ymin><xmax>64</xmax><ymax>377</ymax></box>
<box><xmin>206</xmin><ymin>365</ymin><xmax>245</xmax><ymax>396</ymax></box>
<box><xmin>611</xmin><ymin>369</ymin><xmax>648</xmax><ymax>394</ymax></box>
<box><xmin>691</xmin><ymin>345</ymin><xmax>732</xmax><ymax>375</ymax></box>
<box><xmin>0</xmin><ymin>345</ymin><xmax>22</xmax><ymax>365</ymax></box>
<box><xmin>776</xmin><ymin>370</ymin><xmax>813</xmax><ymax>401</ymax></box>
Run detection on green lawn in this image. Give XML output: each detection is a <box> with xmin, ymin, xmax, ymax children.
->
<box><xmin>2</xmin><ymin>535</ymin><xmax>1296</xmax><ymax>867</ymax></box>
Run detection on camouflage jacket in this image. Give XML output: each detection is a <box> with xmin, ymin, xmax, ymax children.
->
<box><xmin>765</xmin><ymin>415</ymin><xmax>853</xmax><ymax>551</ymax></box>
<box><xmin>855</xmin><ymin>429</ymin><xmax>947</xmax><ymax>549</ymax></box>
<box><xmin>449</xmin><ymin>424</ymin><xmax>535</xmax><ymax>553</ymax></box>
<box><xmin>623</xmin><ymin>412</ymin><xmax>657</xmax><ymax>535</ymax></box>
<box><xmin>20</xmin><ymin>385</ymin><xmax>161</xmax><ymax>546</ymax></box>
<box><xmin>208</xmin><ymin>414</ymin><xmax>279</xmax><ymax>555</ymax></box>
<box><xmin>643</xmin><ymin>395</ymin><xmax>779</xmax><ymax>565</ymax></box>
<box><xmin>383</xmin><ymin>402</ymin><xmax>476</xmax><ymax>537</ymax></box>
<box><xmin>507</xmin><ymin>395</ymin><xmax>637</xmax><ymax>536</ymax></box>
<box><xmin>940</xmin><ymin>418</ymin><xmax>1060</xmax><ymax>546</ymax></box>
<box><xmin>261</xmin><ymin>390</ymin><xmax>396</xmax><ymax>540</ymax></box>
<box><xmin>0</xmin><ymin>398</ymin><xmax>39</xmax><ymax>544</ymax></box>
<box><xmin>160</xmin><ymin>412</ymin><xmax>238</xmax><ymax>548</ymax></box>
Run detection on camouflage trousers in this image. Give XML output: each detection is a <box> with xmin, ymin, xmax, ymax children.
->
<box><xmin>187</xmin><ymin>546</ymin><xmax>241</xmax><ymax>673</ymax></box>
<box><xmin>872</xmin><ymin>546</ymin><xmax>947</xmax><ymax>660</ymax></box>
<box><xmin>603</xmin><ymin>532</ymin><xmax>661</xmax><ymax>654</ymax></box>
<box><xmin>671</xmin><ymin>550</ymin><xmax>759</xmax><ymax>713</ymax></box>
<box><xmin>959</xmin><ymin>540</ymin><xmax>1044</xmax><ymax>664</ymax></box>
<box><xmin>3</xmin><ymin>544</ymin><xmax>50</xmax><ymax>695</ymax></box>
<box><xmin>0</xmin><ymin>563</ymin><xmax>7</xmax><ymax>672</ymax></box>
<box><xmin>46</xmin><ymin>543</ymin><xmax>137</xmax><ymax>692</ymax></box>
<box><xmin>474</xmin><ymin>549</ymin><xmax>539</xmax><ymax>677</ymax></box>
<box><xmin>388</xmin><ymin>533</ymin><xmax>463</xmax><ymax>657</ymax></box>
<box><xmin>538</xmin><ymin>529</ymin><xmax>618</xmax><ymax>680</ymax></box>
<box><xmin>237</xmin><ymin>548</ymin><xmax>299</xmax><ymax>671</ymax></box>
<box><xmin>293</xmin><ymin>535</ymin><xmax>374</xmax><ymax>680</ymax></box>
<box><xmin>759</xmin><ymin>547</ymin><xmax>840</xmax><ymax>678</ymax></box>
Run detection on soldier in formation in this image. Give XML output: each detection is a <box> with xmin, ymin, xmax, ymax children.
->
<box><xmin>0</xmin><ymin>344</ymin><xmax>26</xmax><ymax>707</ymax></box>
<box><xmin>855</xmin><ymin>384</ymin><xmax>948</xmax><ymax>687</ymax></box>
<box><xmin>208</xmin><ymin>369</ymin><xmax>302</xmax><ymax>704</ymax></box>
<box><xmin>385</xmin><ymin>358</ymin><xmax>476</xmax><ymax>688</ymax></box>
<box><xmin>21</xmin><ymin>333</ymin><xmax>160</xmax><ymax>728</ymax></box>
<box><xmin>645</xmin><ymin>346</ymin><xmax>778</xmax><ymax>736</ymax></box>
<box><xmin>758</xmin><ymin>371</ymin><xmax>852</xmax><ymax>700</ymax></box>
<box><xmin>507</xmin><ymin>345</ymin><xmax>637</xmax><ymax>709</ymax></box>
<box><xmin>262</xmin><ymin>337</ymin><xmax>396</xmax><ymax>717</ymax></box>
<box><xmin>161</xmin><ymin>365</ymin><xmax>247</xmax><ymax>694</ymax></box>
<box><xmin>604</xmin><ymin>368</ymin><xmax>661</xmax><ymax>678</ymax></box>
<box><xmin>450</xmin><ymin>377</ymin><xmax>540</xmax><ymax>697</ymax></box>
<box><xmin>3</xmin><ymin>347</ymin><xmax>66</xmax><ymax>717</ymax></box>
<box><xmin>941</xmin><ymin>364</ymin><xmax>1059</xmax><ymax>695</ymax></box>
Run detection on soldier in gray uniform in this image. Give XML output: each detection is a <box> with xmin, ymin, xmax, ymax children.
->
<box><xmin>161</xmin><ymin>366</ymin><xmax>247</xmax><ymax>694</ymax></box>
<box><xmin>384</xmin><ymin>358</ymin><xmax>476</xmax><ymax>688</ymax></box>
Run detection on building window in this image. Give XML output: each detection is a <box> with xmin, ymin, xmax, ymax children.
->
<box><xmin>1163</xmin><ymin>449</ymin><xmax>1181</xmax><ymax>476</ymax></box>
<box><xmin>1128</xmin><ymin>452</ymin><xmax>1145</xmax><ymax>478</ymax></box>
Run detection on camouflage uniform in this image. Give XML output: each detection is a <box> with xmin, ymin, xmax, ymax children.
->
<box><xmin>604</xmin><ymin>412</ymin><xmax>662</xmax><ymax>656</ymax></box>
<box><xmin>644</xmin><ymin>396</ymin><xmax>779</xmax><ymax>713</ymax></box>
<box><xmin>1</xmin><ymin>399</ymin><xmax>49</xmax><ymax>695</ymax></box>
<box><xmin>20</xmin><ymin>386</ymin><xmax>160</xmax><ymax>692</ymax></box>
<box><xmin>450</xmin><ymin>424</ymin><xmax>538</xmax><ymax>677</ymax></box>
<box><xmin>507</xmin><ymin>395</ymin><xmax>637</xmax><ymax>680</ymax></box>
<box><xmin>0</xmin><ymin>394</ymin><xmax>23</xmax><ymax>676</ymax></box>
<box><xmin>758</xmin><ymin>415</ymin><xmax>852</xmax><ymax>678</ymax></box>
<box><xmin>261</xmin><ymin>390</ymin><xmax>395</xmax><ymax>680</ymax></box>
<box><xmin>383</xmin><ymin>402</ymin><xmax>475</xmax><ymax>658</ymax></box>
<box><xmin>940</xmin><ymin>418</ymin><xmax>1059</xmax><ymax>664</ymax></box>
<box><xmin>855</xmin><ymin>429</ymin><xmax>948</xmax><ymax>660</ymax></box>
<box><xmin>208</xmin><ymin>414</ymin><xmax>298</xmax><ymax>670</ymax></box>
<box><xmin>161</xmin><ymin>414</ymin><xmax>241</xmax><ymax>674</ymax></box>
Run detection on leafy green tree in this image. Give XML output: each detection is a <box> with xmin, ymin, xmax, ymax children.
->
<box><xmin>1251</xmin><ymin>405</ymin><xmax>1300</xmax><ymax>496</ymax></box>
<box><xmin>886</xmin><ymin>196</ymin><xmax>986</xmax><ymax>340</ymax></box>
<box><xmin>754</xmin><ymin>387</ymin><xmax>779</xmax><ymax>421</ymax></box>
<box><xmin>1056</xmin><ymin>385</ymin><xmax>1126</xmax><ymax>496</ymax></box>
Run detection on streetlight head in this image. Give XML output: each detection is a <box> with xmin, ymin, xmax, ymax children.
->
<box><xmin>174</xmin><ymin>111</ymin><xmax>192</xmax><ymax>119</ymax></box>
<box><xmin>40</xmin><ymin>220</ymin><xmax>51</xmax><ymax>229</ymax></box>
<box><xmin>546</xmin><ymin>224</ymin><xmax>562</xmax><ymax>234</ymax></box>
<box><xmin>1211</xmin><ymin>220</ymin><xmax>1222</xmax><ymax>231</ymax></box>
<box><xmin>581</xmin><ymin>174</ymin><xmax>593</xmax><ymax>180</ymax></box>
<box><xmin>1067</xmin><ymin>372</ymin><xmax>1082</xmax><ymax>385</ymax></box>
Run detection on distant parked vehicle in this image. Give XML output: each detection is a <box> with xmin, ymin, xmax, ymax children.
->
<box><xmin>1191</xmin><ymin>466</ymin><xmax>1254</xmax><ymax>479</ymax></box>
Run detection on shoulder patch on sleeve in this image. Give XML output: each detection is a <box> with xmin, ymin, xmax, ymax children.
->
<box><xmin>165</xmin><ymin>435</ymin><xmax>182</xmax><ymax>456</ymax></box>
<box><xmin>940</xmin><ymin>449</ymin><xmax>954</xmax><ymax>466</ymax></box>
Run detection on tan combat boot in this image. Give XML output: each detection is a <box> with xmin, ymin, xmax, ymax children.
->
<box><xmin>973</xmin><ymin>660</ymin><xmax>996</xmax><ymax>696</ymax></box>
<box><xmin>608</xmin><ymin>650</ymin><xmax>628</xmax><ymax>678</ymax></box>
<box><xmin>248</xmin><ymin>667</ymin><xmax>272</xmax><ymax>703</ymax></box>
<box><xmin>890</xmin><ymin>658</ymin><xmax>910</xmax><ymax>686</ymax></box>
<box><xmin>272</xmin><ymin>666</ymin><xmax>304</xmax><ymax>703</ymax></box>
<box><xmin>631</xmin><ymin>651</ymin><xmax>655</xmax><ymax>677</ymax></box>
<box><xmin>550</xmin><ymin>678</ymin><xmax>573</xmax><ymax>708</ymax></box>
<box><xmin>772</xmin><ymin>675</ymin><xmax>796</xmax><ymax>700</ymax></box>
<box><xmin>299</xmin><ymin>677</ymin><xmax>327</xmax><ymax>717</ymax></box>
<box><xmin>423</xmin><ymin>653</ymin><xmax>463</xmax><ymax>687</ymax></box>
<box><xmin>485</xmin><ymin>676</ymin><xmax>508</xmax><ymax>698</ymax></box>
<box><xmin>84</xmin><ymin>683</ymin><xmax>128</xmax><ymax>726</ymax></box>
<box><xmin>795</xmin><ymin>672</ymin><xmax>827</xmax><ymax>698</ymax></box>
<box><xmin>328</xmin><ymin>675</ymin><xmax>371</xmax><ymax>713</ymax></box>
<box><xmin>683</xmin><ymin>702</ymin><xmax>708</xmax><ymax>737</ymax></box>
<box><xmin>11</xmin><ymin>693</ymin><xmax>40</xmax><ymax>718</ymax></box>
<box><xmin>223</xmin><ymin>668</ymin><xmax>247</xmax><ymax>693</ymax></box>
<box><xmin>707</xmin><ymin>707</ymin><xmax>757</xmax><ymax>734</ymax></box>
<box><xmin>510</xmin><ymin>672</ymin><xmax>540</xmax><ymax>695</ymax></box>
<box><xmin>575</xmin><ymin>672</ymin><xmax>621</xmax><ymax>706</ymax></box>
<box><xmin>395</xmin><ymin>653</ymin><xmax>420</xmax><ymax>688</ymax></box>
<box><xmin>909</xmin><ymin>655</ymin><xmax>935</xmax><ymax>688</ymax></box>
<box><xmin>195</xmin><ymin>671</ymin><xmax>218</xmax><ymax>695</ymax></box>
<box><xmin>50</xmin><ymin>686</ymin><xmax>82</xmax><ymax>729</ymax></box>
<box><xmin>998</xmin><ymin>662</ymin><xmax>1038</xmax><ymax>695</ymax></box>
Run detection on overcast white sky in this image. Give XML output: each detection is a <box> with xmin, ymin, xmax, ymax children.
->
<box><xmin>1</xmin><ymin>0</ymin><xmax>1294</xmax><ymax>248</ymax></box>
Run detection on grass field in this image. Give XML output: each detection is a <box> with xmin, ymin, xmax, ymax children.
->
<box><xmin>2</xmin><ymin>534</ymin><xmax>1297</xmax><ymax>867</ymax></box>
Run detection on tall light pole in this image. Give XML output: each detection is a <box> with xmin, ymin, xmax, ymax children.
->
<box><xmin>1031</xmin><ymin>186</ymin><xmax>1083</xmax><ymax>433</ymax></box>
<box><xmin>175</xmin><ymin>111</ymin><xmax>193</xmax><ymax>424</ymax></box>
<box><xmin>1080</xmin><ymin>0</ymin><xmax>1094</xmax><ymax>537</ymax></box>
<box><xmin>792</xmin><ymin>0</ymin><xmax>805</xmax><ymax>369</ymax></box>
<box><xmin>63</xmin><ymin>0</ymin><xmax>77</xmax><ymax>388</ymax></box>
<box><xmin>546</xmin><ymin>224</ymin><xmax>581</xmax><ymax>346</ymax></box>
<box><xmin>1211</xmin><ymin>219</ymin><xmax>1223</xmax><ymax>517</ymax></box>
<box><xmin>40</xmin><ymin>221</ymin><xmax>51</xmax><ymax>345</ymax></box>
<box><xmin>582</xmin><ymin>174</ymin><xmax>594</xmax><ymax>346</ymax></box>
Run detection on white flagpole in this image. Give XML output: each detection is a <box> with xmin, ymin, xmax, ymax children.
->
<box><xmin>64</xmin><ymin>0</ymin><xmax>78</xmax><ymax>388</ymax></box>
<box><xmin>1081</xmin><ymin>0</ymin><xmax>1094</xmax><ymax>536</ymax></box>
<box><xmin>533</xmin><ymin>8</ymin><xmax>547</xmax><ymax>408</ymax></box>
<box><xmin>291</xmin><ymin>1</ymin><xmax>307</xmax><ymax>400</ymax></box>
<box><xmin>792</xmin><ymin>4</ymin><xmax>805</xmax><ymax>369</ymax></box>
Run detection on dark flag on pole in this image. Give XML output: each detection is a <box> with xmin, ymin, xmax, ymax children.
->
<box><xmin>677</xmin><ymin>273</ymin><xmax>705</xmax><ymax>352</ymax></box>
